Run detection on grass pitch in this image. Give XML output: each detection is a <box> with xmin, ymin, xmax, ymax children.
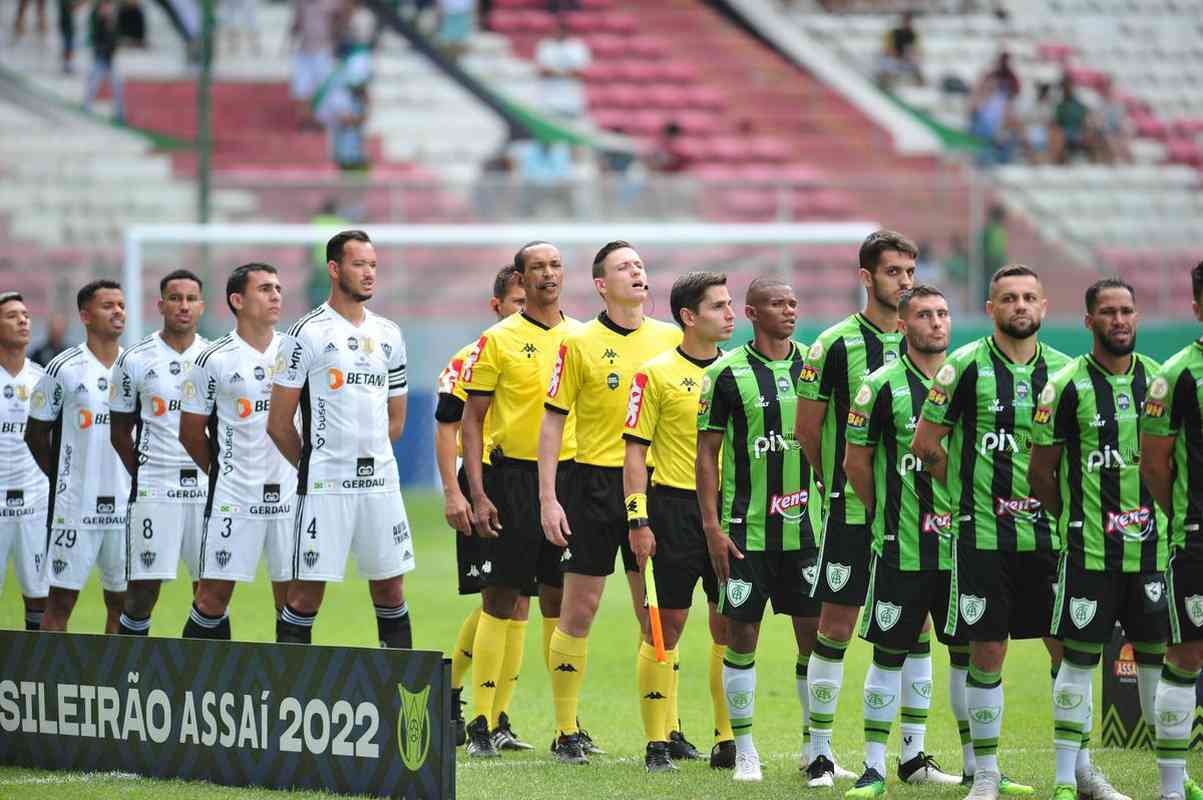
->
<box><xmin>0</xmin><ymin>489</ymin><xmax>1193</xmax><ymax>798</ymax></box>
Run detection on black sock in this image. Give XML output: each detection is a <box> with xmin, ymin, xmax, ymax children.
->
<box><xmin>215</xmin><ymin>615</ymin><xmax>231</xmax><ymax>641</ymax></box>
<box><xmin>375</xmin><ymin>602</ymin><xmax>411</xmax><ymax>648</ymax></box>
<box><xmin>24</xmin><ymin>610</ymin><xmax>43</xmax><ymax>631</ymax></box>
<box><xmin>277</xmin><ymin>604</ymin><xmax>315</xmax><ymax>644</ymax></box>
<box><xmin>118</xmin><ymin>613</ymin><xmax>151</xmax><ymax>636</ymax></box>
<box><xmin>182</xmin><ymin>603</ymin><xmax>229</xmax><ymax>640</ymax></box>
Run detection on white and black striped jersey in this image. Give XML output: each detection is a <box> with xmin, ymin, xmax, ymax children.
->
<box><xmin>0</xmin><ymin>358</ymin><xmax>49</xmax><ymax>519</ymax></box>
<box><xmin>110</xmin><ymin>332</ymin><xmax>209</xmax><ymax>504</ymax></box>
<box><xmin>274</xmin><ymin>303</ymin><xmax>407</xmax><ymax>496</ymax></box>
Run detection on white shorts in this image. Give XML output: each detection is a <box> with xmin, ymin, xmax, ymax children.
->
<box><xmin>199</xmin><ymin>514</ymin><xmax>292</xmax><ymax>583</ymax></box>
<box><xmin>125</xmin><ymin>500</ymin><xmax>204</xmax><ymax>582</ymax></box>
<box><xmin>291</xmin><ymin>51</ymin><xmax>334</xmax><ymax>101</ymax></box>
<box><xmin>0</xmin><ymin>515</ymin><xmax>50</xmax><ymax>598</ymax></box>
<box><xmin>46</xmin><ymin>527</ymin><xmax>126</xmax><ymax>592</ymax></box>
<box><xmin>291</xmin><ymin>491</ymin><xmax>415</xmax><ymax>582</ymax></box>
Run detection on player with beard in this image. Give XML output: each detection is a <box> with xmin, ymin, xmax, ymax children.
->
<box><xmin>1029</xmin><ymin>278</ymin><xmax>1162</xmax><ymax>800</ymax></box>
<box><xmin>912</xmin><ymin>265</ymin><xmax>1070</xmax><ymax>800</ymax></box>
<box><xmin>0</xmin><ymin>292</ymin><xmax>49</xmax><ymax>630</ymax></box>
<box><xmin>1140</xmin><ymin>261</ymin><xmax>1203</xmax><ymax>800</ymax></box>
<box><xmin>795</xmin><ymin>230</ymin><xmax>915</xmax><ymax>786</ymax></box>
<box><xmin>269</xmin><ymin>230</ymin><xmax>414</xmax><ymax>649</ymax></box>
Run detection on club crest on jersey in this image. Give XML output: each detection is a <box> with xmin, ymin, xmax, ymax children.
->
<box><xmin>826</xmin><ymin>562</ymin><xmax>851</xmax><ymax>592</ymax></box>
<box><xmin>776</xmin><ymin>375</ymin><xmax>791</xmax><ymax>395</ymax></box>
<box><xmin>854</xmin><ymin>384</ymin><xmax>873</xmax><ymax>407</ymax></box>
<box><xmin>936</xmin><ymin>363</ymin><xmax>956</xmax><ymax>386</ymax></box>
<box><xmin>960</xmin><ymin>594</ymin><xmax>986</xmax><ymax>625</ymax></box>
<box><xmin>625</xmin><ymin>373</ymin><xmax>648</xmax><ymax>429</ymax></box>
<box><xmin>807</xmin><ymin>341</ymin><xmax>824</xmax><ymax>362</ymax></box>
<box><xmin>1039</xmin><ymin>383</ymin><xmax>1056</xmax><ymax>405</ymax></box>
<box><xmin>52</xmin><ymin>559</ymin><xmax>67</xmax><ymax>576</ymax></box>
<box><xmin>1186</xmin><ymin>596</ymin><xmax>1203</xmax><ymax>629</ymax></box>
<box><xmin>1069</xmin><ymin>597</ymin><xmax>1097</xmax><ymax>629</ymax></box>
<box><xmin>30</xmin><ymin>389</ymin><xmax>45</xmax><ymax>409</ymax></box>
<box><xmin>215</xmin><ymin>549</ymin><xmax>232</xmax><ymax>569</ymax></box>
<box><xmin>347</xmin><ymin>337</ymin><xmax>359</xmax><ymax>351</ymax></box>
<box><xmin>1144</xmin><ymin>579</ymin><xmax>1164</xmax><ymax>605</ymax></box>
<box><xmin>607</xmin><ymin>372</ymin><xmax>620</xmax><ymax>390</ymax></box>
<box><xmin>875</xmin><ymin>601</ymin><xmax>902</xmax><ymax>632</ymax></box>
<box><xmin>725</xmin><ymin>579</ymin><xmax>752</xmax><ymax>607</ymax></box>
<box><xmin>382</xmin><ymin>343</ymin><xmax>392</xmax><ymax>359</ymax></box>
<box><xmin>303</xmin><ymin>549</ymin><xmax>319</xmax><ymax>569</ymax></box>
<box><xmin>1149</xmin><ymin>376</ymin><xmax>1170</xmax><ymax>401</ymax></box>
<box><xmin>140</xmin><ymin>551</ymin><xmax>156</xmax><ymax>569</ymax></box>
<box><xmin>253</xmin><ymin>366</ymin><xmax>266</xmax><ymax>382</ymax></box>
<box><xmin>97</xmin><ymin>377</ymin><xmax>108</xmax><ymax>392</ymax></box>
<box><xmin>3</xmin><ymin>386</ymin><xmax>12</xmax><ymax>400</ymax></box>
<box><xmin>1014</xmin><ymin>381</ymin><xmax>1031</xmax><ymax>403</ymax></box>
<box><xmin>1116</xmin><ymin>392</ymin><xmax>1131</xmax><ymax>411</ymax></box>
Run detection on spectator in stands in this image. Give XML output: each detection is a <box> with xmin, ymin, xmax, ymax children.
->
<box><xmin>290</xmin><ymin>0</ymin><xmax>343</xmax><ymax>130</ymax></box>
<box><xmin>515</xmin><ymin>138</ymin><xmax>575</xmax><ymax>216</ymax></box>
<box><xmin>84</xmin><ymin>0</ymin><xmax>125</xmax><ymax>123</ymax></box>
<box><xmin>985</xmin><ymin>51</ymin><xmax>1020</xmax><ymax>99</ymax></box>
<box><xmin>980</xmin><ymin>204</ymin><xmax>1007</xmax><ymax>298</ymax></box>
<box><xmin>31</xmin><ymin>313</ymin><xmax>70</xmax><ymax>367</ymax></box>
<box><xmin>150</xmin><ymin>0</ymin><xmax>200</xmax><ymax>61</ymax></box>
<box><xmin>535</xmin><ymin>15</ymin><xmax>590</xmax><ymax>119</ymax></box>
<box><xmin>968</xmin><ymin>75</ymin><xmax>1016</xmax><ymax>165</ymax></box>
<box><xmin>117</xmin><ymin>0</ymin><xmax>146</xmax><ymax>47</ymax></box>
<box><xmin>647</xmin><ymin>121</ymin><xmax>688</xmax><ymax>174</ymax></box>
<box><xmin>1015</xmin><ymin>81</ymin><xmax>1054</xmax><ymax>163</ymax></box>
<box><xmin>56</xmin><ymin>0</ymin><xmax>86</xmax><ymax>74</ymax></box>
<box><xmin>875</xmin><ymin>11</ymin><xmax>923</xmax><ymax>89</ymax></box>
<box><xmin>1095</xmin><ymin>78</ymin><xmax>1132</xmax><ymax>164</ymax></box>
<box><xmin>12</xmin><ymin>0</ymin><xmax>48</xmax><ymax>39</ymax></box>
<box><xmin>1049</xmin><ymin>74</ymin><xmax>1091</xmax><ymax>164</ymax></box>
<box><xmin>436</xmin><ymin>0</ymin><xmax>474</xmax><ymax>60</ymax></box>
<box><xmin>316</xmin><ymin>44</ymin><xmax>372</xmax><ymax>171</ymax></box>
<box><xmin>220</xmin><ymin>0</ymin><xmax>260</xmax><ymax>56</ymax></box>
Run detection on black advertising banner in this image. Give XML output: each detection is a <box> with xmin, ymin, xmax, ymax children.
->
<box><xmin>1101</xmin><ymin>624</ymin><xmax>1203</xmax><ymax>751</ymax></box>
<box><xmin>0</xmin><ymin>631</ymin><xmax>454</xmax><ymax>798</ymax></box>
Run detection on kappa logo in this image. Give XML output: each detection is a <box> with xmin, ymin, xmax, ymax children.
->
<box><xmin>467</xmin><ymin>565</ymin><xmax>480</xmax><ymax>578</ymax></box>
<box><xmin>682</xmin><ymin>376</ymin><xmax>697</xmax><ymax>392</ymax></box>
<box><xmin>1185</xmin><ymin>595</ymin><xmax>1203</xmax><ymax>629</ymax></box>
<box><xmin>554</xmin><ymin>664</ymin><xmax>578</xmax><ymax>673</ymax></box>
<box><xmin>303</xmin><ymin>549</ymin><xmax>319</xmax><ymax>568</ymax></box>
<box><xmin>1054</xmin><ymin>689</ymin><xmax>1084</xmax><ymax>710</ymax></box>
<box><xmin>826</xmin><ymin>562</ymin><xmax>851</xmax><ymax>592</ymax></box>
<box><xmin>1069</xmin><ymin>597</ymin><xmax>1098</xmax><ymax>629</ymax></box>
<box><xmin>644</xmin><ymin>692</ymin><xmax>667</xmax><ymax>700</ymax></box>
<box><xmin>140</xmin><ymin>551</ymin><xmax>156</xmax><ymax>569</ymax></box>
<box><xmin>602</xmin><ymin>348</ymin><xmax>619</xmax><ymax>364</ymax></box>
<box><xmin>521</xmin><ymin>343</ymin><xmax>537</xmax><ymax>358</ymax></box>
<box><xmin>727</xmin><ymin>690</ymin><xmax>753</xmax><ymax>710</ymax></box>
<box><xmin>397</xmin><ymin>684</ymin><xmax>432</xmax><ymax>772</ymax></box>
<box><xmin>215</xmin><ymin>549</ymin><xmax>232</xmax><ymax>569</ymax></box>
<box><xmin>1144</xmin><ymin>580</ymin><xmax>1164</xmax><ymax>605</ymax></box>
<box><xmin>725</xmin><ymin>579</ymin><xmax>752</xmax><ymax>607</ymax></box>
<box><xmin>960</xmin><ymin>594</ymin><xmax>987</xmax><ymax>625</ymax></box>
<box><xmin>864</xmin><ymin>689</ymin><xmax>896</xmax><ymax>710</ymax></box>
<box><xmin>970</xmin><ymin>705</ymin><xmax>1002</xmax><ymax>724</ymax></box>
<box><xmin>875</xmin><ymin>601</ymin><xmax>902</xmax><ymax>632</ymax></box>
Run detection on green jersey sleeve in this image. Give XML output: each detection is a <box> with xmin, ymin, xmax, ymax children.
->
<box><xmin>1032</xmin><ymin>361</ymin><xmax>1077</xmax><ymax>446</ymax></box>
<box><xmin>796</xmin><ymin>333</ymin><xmax>842</xmax><ymax>403</ymax></box>
<box><xmin>1143</xmin><ymin>361</ymin><xmax>1182</xmax><ymax>437</ymax></box>
<box><xmin>845</xmin><ymin>369</ymin><xmax>885</xmax><ymax>448</ymax></box>
<box><xmin>920</xmin><ymin>342</ymin><xmax>974</xmax><ymax>426</ymax></box>
<box><xmin>697</xmin><ymin>361</ymin><xmax>732</xmax><ymax>433</ymax></box>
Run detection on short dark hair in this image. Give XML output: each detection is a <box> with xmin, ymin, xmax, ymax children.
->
<box><xmin>77</xmin><ymin>279</ymin><xmax>122</xmax><ymax>310</ymax></box>
<box><xmin>991</xmin><ymin>264</ymin><xmax>1041</xmax><ymax>285</ymax></box>
<box><xmin>226</xmin><ymin>262</ymin><xmax>278</xmax><ymax>316</ymax></box>
<box><xmin>859</xmin><ymin>230</ymin><xmax>919</xmax><ymax>272</ymax></box>
<box><xmin>159</xmin><ymin>269</ymin><xmax>204</xmax><ymax>297</ymax></box>
<box><xmin>1192</xmin><ymin>261</ymin><xmax>1203</xmax><ymax>303</ymax></box>
<box><xmin>898</xmin><ymin>284</ymin><xmax>946</xmax><ymax>317</ymax></box>
<box><xmin>1085</xmin><ymin>278</ymin><xmax>1135</xmax><ymax>313</ymax></box>
<box><xmin>592</xmin><ymin>240</ymin><xmax>633</xmax><ymax>279</ymax></box>
<box><xmin>326</xmin><ymin>230</ymin><xmax>371</xmax><ymax>265</ymax></box>
<box><xmin>0</xmin><ymin>291</ymin><xmax>24</xmax><ymax>310</ymax></box>
<box><xmin>493</xmin><ymin>264</ymin><xmax>522</xmax><ymax>300</ymax></box>
<box><xmin>670</xmin><ymin>271</ymin><xmax>727</xmax><ymax>327</ymax></box>
<box><xmin>513</xmin><ymin>241</ymin><xmax>553</xmax><ymax>273</ymax></box>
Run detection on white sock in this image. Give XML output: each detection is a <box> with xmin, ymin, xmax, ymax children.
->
<box><xmin>967</xmin><ymin>667</ymin><xmax>1003</xmax><ymax>775</ymax></box>
<box><xmin>723</xmin><ymin>653</ymin><xmax>757</xmax><ymax>757</ymax></box>
<box><xmin>1156</xmin><ymin>669</ymin><xmax>1197</xmax><ymax>797</ymax></box>
<box><xmin>900</xmin><ymin>648</ymin><xmax>932</xmax><ymax>763</ymax></box>
<box><xmin>1052</xmin><ymin>661</ymin><xmax>1092</xmax><ymax>785</ymax></box>
<box><xmin>1076</xmin><ymin>690</ymin><xmax>1093</xmax><ymax>773</ymax></box>
<box><xmin>863</xmin><ymin>662</ymin><xmax>900</xmax><ymax>775</ymax></box>
<box><xmin>807</xmin><ymin>641</ymin><xmax>847</xmax><ymax>761</ymax></box>
<box><xmin>949</xmin><ymin>662</ymin><xmax>975</xmax><ymax>775</ymax></box>
<box><xmin>1137</xmin><ymin>663</ymin><xmax>1161</xmax><ymax>728</ymax></box>
<box><xmin>796</xmin><ymin>658</ymin><xmax>811</xmax><ymax>763</ymax></box>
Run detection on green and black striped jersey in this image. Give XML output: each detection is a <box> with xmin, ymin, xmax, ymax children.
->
<box><xmin>921</xmin><ymin>336</ymin><xmax>1071</xmax><ymax>552</ymax></box>
<box><xmin>1033</xmin><ymin>353</ymin><xmax>1166</xmax><ymax>572</ymax></box>
<box><xmin>1142</xmin><ymin>340</ymin><xmax>1203</xmax><ymax>557</ymax></box>
<box><xmin>797</xmin><ymin>314</ymin><xmax>905</xmax><ymax>526</ymax></box>
<box><xmin>847</xmin><ymin>355</ymin><xmax>952</xmax><ymax>571</ymax></box>
<box><xmin>698</xmin><ymin>341</ymin><xmax>817</xmax><ymax>552</ymax></box>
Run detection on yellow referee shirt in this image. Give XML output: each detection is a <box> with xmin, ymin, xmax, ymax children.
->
<box><xmin>622</xmin><ymin>346</ymin><xmax>719</xmax><ymax>491</ymax></box>
<box><xmin>435</xmin><ymin>340</ymin><xmax>495</xmax><ymax>462</ymax></box>
<box><xmin>545</xmin><ymin>312</ymin><xmax>682</xmax><ymax>468</ymax></box>
<box><xmin>462</xmin><ymin>312</ymin><xmax>580</xmax><ymax>462</ymax></box>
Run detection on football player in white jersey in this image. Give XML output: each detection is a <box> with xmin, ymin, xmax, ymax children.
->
<box><xmin>268</xmin><ymin>230</ymin><xmax>413</xmax><ymax>647</ymax></box>
<box><xmin>179</xmin><ymin>263</ymin><xmax>295</xmax><ymax>639</ymax></box>
<box><xmin>110</xmin><ymin>269</ymin><xmax>208</xmax><ymax>637</ymax></box>
<box><xmin>0</xmin><ymin>292</ymin><xmax>50</xmax><ymax>630</ymax></box>
<box><xmin>25</xmin><ymin>280</ymin><xmax>130</xmax><ymax>632</ymax></box>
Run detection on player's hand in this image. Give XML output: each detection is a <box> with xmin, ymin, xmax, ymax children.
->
<box><xmin>704</xmin><ymin>525</ymin><xmax>743</xmax><ymax>584</ymax></box>
<box><xmin>541</xmin><ymin>499</ymin><xmax>572</xmax><ymax>546</ymax></box>
<box><xmin>629</xmin><ymin>525</ymin><xmax>655</xmax><ymax>570</ymax></box>
<box><xmin>470</xmin><ymin>493</ymin><xmax>502</xmax><ymax>538</ymax></box>
<box><xmin>443</xmin><ymin>490</ymin><xmax>472</xmax><ymax>535</ymax></box>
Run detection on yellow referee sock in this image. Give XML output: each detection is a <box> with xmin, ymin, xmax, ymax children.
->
<box><xmin>490</xmin><ymin>618</ymin><xmax>527</xmax><ymax>728</ymax></box>
<box><xmin>470</xmin><ymin>612</ymin><xmax>509</xmax><ymax>723</ymax></box>
<box><xmin>542</xmin><ymin>616</ymin><xmax>559</xmax><ymax>670</ymax></box>
<box><xmin>451</xmin><ymin>607</ymin><xmax>481</xmax><ymax>691</ymax></box>
<box><xmin>548</xmin><ymin>627</ymin><xmax>587</xmax><ymax>735</ymax></box>
<box><xmin>668</xmin><ymin>647</ymin><xmax>681</xmax><ymax>735</ymax></box>
<box><xmin>710</xmin><ymin>642</ymin><xmax>734</xmax><ymax>742</ymax></box>
<box><xmin>637</xmin><ymin>641</ymin><xmax>672</xmax><ymax>742</ymax></box>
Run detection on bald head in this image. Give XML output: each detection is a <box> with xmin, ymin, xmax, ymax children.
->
<box><xmin>746</xmin><ymin>277</ymin><xmax>790</xmax><ymax>306</ymax></box>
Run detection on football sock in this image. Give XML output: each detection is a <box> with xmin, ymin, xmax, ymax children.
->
<box><xmin>1134</xmin><ymin>641</ymin><xmax>1166</xmax><ymax>730</ymax></box>
<box><xmin>864</xmin><ymin>647</ymin><xmax>905</xmax><ymax>775</ymax></box>
<box><xmin>1053</xmin><ymin>660</ymin><xmax>1093</xmax><ymax>785</ymax></box>
<box><xmin>796</xmin><ymin>654</ymin><xmax>810</xmax><ymax>761</ymax></box>
<box><xmin>548</xmin><ymin>627</ymin><xmax>587</xmax><ymax>735</ymax></box>
<box><xmin>807</xmin><ymin>633</ymin><xmax>848</xmax><ymax>761</ymax></box>
<box><xmin>541</xmin><ymin>616</ymin><xmax>558</xmax><ymax>670</ymax></box>
<box><xmin>374</xmin><ymin>602</ymin><xmax>411</xmax><ymax>649</ymax></box>
<box><xmin>491</xmin><ymin>618</ymin><xmax>527</xmax><ymax>727</ymax></box>
<box><xmin>668</xmin><ymin>648</ymin><xmax>681</xmax><ymax>735</ymax></box>
<box><xmin>183</xmin><ymin>603</ymin><xmax>229</xmax><ymax>640</ymax></box>
<box><xmin>451</xmin><ymin>607</ymin><xmax>481</xmax><ymax>691</ymax></box>
<box><xmin>118</xmin><ymin>613</ymin><xmax>151</xmax><ymax>636</ymax></box>
<box><xmin>710</xmin><ymin>642</ymin><xmax>733</xmax><ymax>742</ymax></box>
<box><xmin>901</xmin><ymin>632</ymin><xmax>932</xmax><ymax>763</ymax></box>
<box><xmin>276</xmin><ymin>604</ymin><xmax>314</xmax><ymax>644</ymax></box>
<box><xmin>637</xmin><ymin>641</ymin><xmax>672</xmax><ymax>742</ymax></box>
<box><xmin>1157</xmin><ymin>661</ymin><xmax>1198</xmax><ymax>797</ymax></box>
<box><xmin>723</xmin><ymin>648</ymin><xmax>756</xmax><ymax>756</ymax></box>
<box><xmin>24</xmin><ymin>609</ymin><xmax>43</xmax><ymax>631</ymax></box>
<box><xmin>967</xmin><ymin>663</ymin><xmax>1003</xmax><ymax>775</ymax></box>
<box><xmin>948</xmin><ymin>645</ymin><xmax>974</xmax><ymax>775</ymax></box>
<box><xmin>469</xmin><ymin>611</ymin><xmax>508</xmax><ymax>722</ymax></box>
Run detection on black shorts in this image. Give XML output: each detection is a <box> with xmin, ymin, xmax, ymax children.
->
<box><xmin>860</xmin><ymin>555</ymin><xmax>966</xmax><ymax>649</ymax></box>
<box><xmin>455</xmin><ymin>465</ymin><xmax>485</xmax><ymax>595</ymax></box>
<box><xmin>1167</xmin><ymin>551</ymin><xmax>1203</xmax><ymax>645</ymax></box>
<box><xmin>1050</xmin><ymin>555</ymin><xmax>1167</xmax><ymax>644</ymax></box>
<box><xmin>560</xmin><ymin>462</ymin><xmax>638</xmax><ymax>577</ymax></box>
<box><xmin>718</xmin><ymin>546</ymin><xmax>821</xmax><ymax>623</ymax></box>
<box><xmin>811</xmin><ymin>516</ymin><xmax>871</xmax><ymax>606</ymax></box>
<box><xmin>648</xmin><ymin>484</ymin><xmax>717</xmax><ymax>608</ymax></box>
<box><xmin>478</xmin><ymin>455</ymin><xmax>570</xmax><ymax>593</ymax></box>
<box><xmin>945</xmin><ymin>540</ymin><xmax>1059</xmax><ymax>641</ymax></box>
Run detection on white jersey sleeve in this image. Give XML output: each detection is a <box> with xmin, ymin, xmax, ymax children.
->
<box><xmin>0</xmin><ymin>359</ymin><xmax>50</xmax><ymax>516</ymax></box>
<box><xmin>385</xmin><ymin>321</ymin><xmax>408</xmax><ymax>398</ymax></box>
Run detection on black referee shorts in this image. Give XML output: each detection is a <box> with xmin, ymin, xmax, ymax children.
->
<box><xmin>648</xmin><ymin>484</ymin><xmax>718</xmax><ymax>608</ymax></box>
<box><xmin>478</xmin><ymin>454</ymin><xmax>570</xmax><ymax>593</ymax></box>
<box><xmin>560</xmin><ymin>462</ymin><xmax>639</xmax><ymax>577</ymax></box>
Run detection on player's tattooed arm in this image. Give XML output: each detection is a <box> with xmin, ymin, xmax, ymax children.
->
<box><xmin>23</xmin><ymin>418</ymin><xmax>55</xmax><ymax>479</ymax></box>
<box><xmin>1139</xmin><ymin>433</ymin><xmax>1175</xmax><ymax>516</ymax></box>
<box><xmin>910</xmin><ymin>419</ymin><xmax>950</xmax><ymax>485</ymax></box>
<box><xmin>842</xmin><ymin>442</ymin><xmax>875</xmax><ymax>519</ymax></box>
<box><xmin>110</xmin><ymin>410</ymin><xmax>140</xmax><ymax>477</ymax></box>
<box><xmin>1027</xmin><ymin>443</ymin><xmax>1063</xmax><ymax>519</ymax></box>
<box><xmin>795</xmin><ymin>398</ymin><xmax>826</xmax><ymax>496</ymax></box>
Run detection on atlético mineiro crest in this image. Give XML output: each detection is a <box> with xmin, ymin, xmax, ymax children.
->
<box><xmin>215</xmin><ymin>549</ymin><xmax>232</xmax><ymax>569</ymax></box>
<box><xmin>140</xmin><ymin>551</ymin><xmax>156</xmax><ymax>569</ymax></box>
<box><xmin>303</xmin><ymin>549</ymin><xmax>319</xmax><ymax>568</ymax></box>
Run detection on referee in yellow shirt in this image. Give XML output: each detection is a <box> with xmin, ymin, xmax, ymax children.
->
<box><xmin>538</xmin><ymin>241</ymin><xmax>683</xmax><ymax>764</ymax></box>
<box><xmin>622</xmin><ymin>271</ymin><xmax>738</xmax><ymax>772</ymax></box>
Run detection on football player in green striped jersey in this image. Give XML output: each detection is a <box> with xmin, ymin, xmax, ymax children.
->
<box><xmin>1139</xmin><ymin>261</ymin><xmax>1203</xmax><ymax>800</ymax></box>
<box><xmin>913</xmin><ymin>265</ymin><xmax>1071</xmax><ymax>800</ymax></box>
<box><xmin>796</xmin><ymin>230</ymin><xmax>916</xmax><ymax>787</ymax></box>
<box><xmin>843</xmin><ymin>285</ymin><xmax>965</xmax><ymax>798</ymax></box>
<box><xmin>1030</xmin><ymin>278</ymin><xmax>1164</xmax><ymax>800</ymax></box>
